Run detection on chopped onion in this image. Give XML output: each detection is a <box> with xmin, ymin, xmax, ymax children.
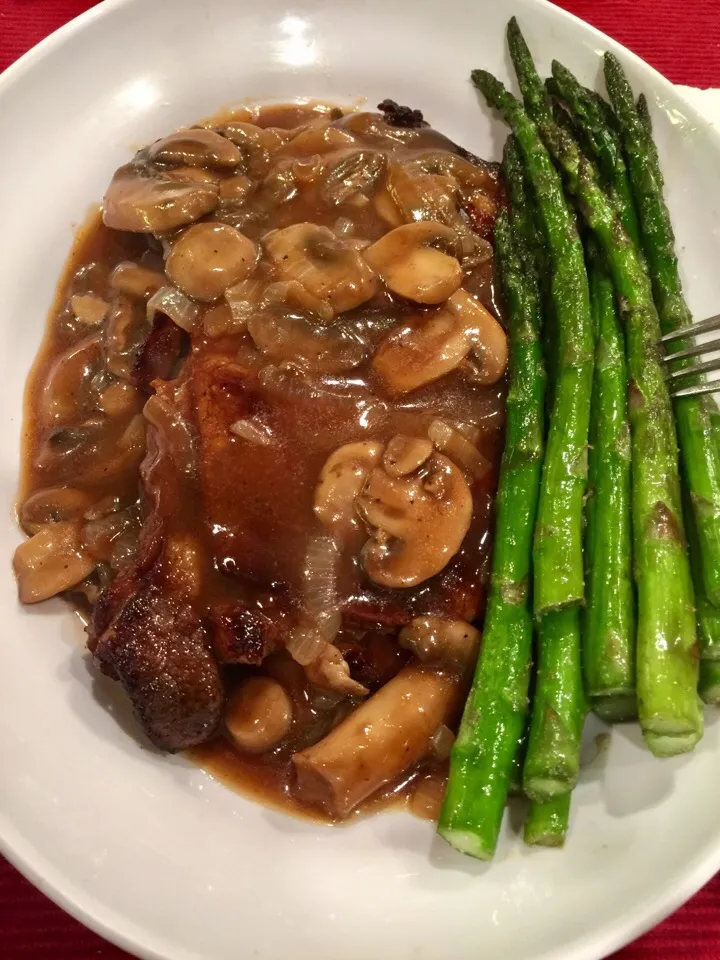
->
<box><xmin>71</xmin><ymin>294</ymin><xmax>108</xmax><ymax>326</ymax></box>
<box><xmin>286</xmin><ymin>626</ymin><xmax>326</xmax><ymax>667</ymax></box>
<box><xmin>427</xmin><ymin>418</ymin><xmax>491</xmax><ymax>480</ymax></box>
<box><xmin>229</xmin><ymin>419</ymin><xmax>273</xmax><ymax>446</ymax></box>
<box><xmin>225</xmin><ymin>277</ymin><xmax>265</xmax><ymax>323</ymax></box>
<box><xmin>147</xmin><ymin>285</ymin><xmax>200</xmax><ymax>333</ymax></box>
<box><xmin>430</xmin><ymin>723</ymin><xmax>455</xmax><ymax>760</ymax></box>
<box><xmin>409</xmin><ymin>773</ymin><xmax>448</xmax><ymax>821</ymax></box>
<box><xmin>287</xmin><ymin>534</ymin><xmax>342</xmax><ymax>666</ymax></box>
<box><xmin>143</xmin><ymin>394</ymin><xmax>197</xmax><ymax>475</ymax></box>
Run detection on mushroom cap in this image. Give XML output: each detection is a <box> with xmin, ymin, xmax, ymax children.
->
<box><xmin>147</xmin><ymin>128</ymin><xmax>242</xmax><ymax>169</ymax></box>
<box><xmin>103</xmin><ymin>164</ymin><xmax>219</xmax><ymax>233</ymax></box>
<box><xmin>357</xmin><ymin>452</ymin><xmax>473</xmax><ymax>588</ymax></box>
<box><xmin>166</xmin><ymin>222</ymin><xmax>258</xmax><ymax>302</ymax></box>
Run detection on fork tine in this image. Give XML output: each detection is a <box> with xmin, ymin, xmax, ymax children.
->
<box><xmin>666</xmin><ymin>355</ymin><xmax>720</xmax><ymax>381</ymax></box>
<box><xmin>661</xmin><ymin>314</ymin><xmax>720</xmax><ymax>344</ymax></box>
<box><xmin>670</xmin><ymin>380</ymin><xmax>720</xmax><ymax>399</ymax></box>
<box><xmin>662</xmin><ymin>336</ymin><xmax>720</xmax><ymax>364</ymax></box>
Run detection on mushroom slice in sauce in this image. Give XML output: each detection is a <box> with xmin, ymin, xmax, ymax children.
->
<box><xmin>166</xmin><ymin>222</ymin><xmax>259</xmax><ymax>302</ymax></box>
<box><xmin>357</xmin><ymin>451</ymin><xmax>473</xmax><ymax>588</ymax></box>
<box><xmin>373</xmin><ymin>289</ymin><xmax>507</xmax><ymax>395</ymax></box>
<box><xmin>263</xmin><ymin>222</ymin><xmax>379</xmax><ymax>315</ymax></box>
<box><xmin>314</xmin><ymin>440</ymin><xmax>385</xmax><ymax>536</ymax></box>
<box><xmin>364</xmin><ymin>220</ymin><xmax>463</xmax><ymax>304</ymax></box>
<box><xmin>147</xmin><ymin>128</ymin><xmax>242</xmax><ymax>168</ymax></box>
<box><xmin>103</xmin><ymin>163</ymin><xmax>219</xmax><ymax>233</ymax></box>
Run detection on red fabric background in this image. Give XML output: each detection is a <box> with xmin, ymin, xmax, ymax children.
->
<box><xmin>2</xmin><ymin>0</ymin><xmax>720</xmax><ymax>957</ymax></box>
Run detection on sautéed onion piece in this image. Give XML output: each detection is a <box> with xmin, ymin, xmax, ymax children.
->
<box><xmin>15</xmin><ymin>99</ymin><xmax>505</xmax><ymax>822</ymax></box>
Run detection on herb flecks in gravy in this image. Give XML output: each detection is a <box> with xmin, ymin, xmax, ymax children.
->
<box><xmin>16</xmin><ymin>102</ymin><xmax>506</xmax><ymax>822</ymax></box>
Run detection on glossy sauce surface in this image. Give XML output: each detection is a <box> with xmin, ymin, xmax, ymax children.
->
<box><xmin>19</xmin><ymin>102</ymin><xmax>505</xmax><ymax>821</ymax></box>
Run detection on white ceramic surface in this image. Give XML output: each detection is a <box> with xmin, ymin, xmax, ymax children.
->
<box><xmin>1</xmin><ymin>2</ymin><xmax>719</xmax><ymax>959</ymax></box>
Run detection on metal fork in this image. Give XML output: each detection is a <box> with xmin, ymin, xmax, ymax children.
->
<box><xmin>662</xmin><ymin>314</ymin><xmax>720</xmax><ymax>398</ymax></box>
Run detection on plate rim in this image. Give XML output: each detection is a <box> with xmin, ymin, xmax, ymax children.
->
<box><xmin>1</xmin><ymin>1</ymin><xmax>719</xmax><ymax>959</ymax></box>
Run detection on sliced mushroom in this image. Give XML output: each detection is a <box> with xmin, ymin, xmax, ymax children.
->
<box><xmin>314</xmin><ymin>440</ymin><xmax>384</xmax><ymax>535</ymax></box>
<box><xmin>221</xmin><ymin>122</ymin><xmax>279</xmax><ymax>177</ymax></box>
<box><xmin>414</xmin><ymin>151</ymin><xmax>495</xmax><ymax>193</ymax></box>
<box><xmin>264</xmin><ymin>223</ymin><xmax>378</xmax><ymax>315</ymax></box>
<box><xmin>364</xmin><ymin>221</ymin><xmax>463</xmax><ymax>304</ymax></box>
<box><xmin>399</xmin><ymin>616</ymin><xmax>481</xmax><ymax>668</ymax></box>
<box><xmin>110</xmin><ymin>261</ymin><xmax>166</xmax><ymax>300</ymax></box>
<box><xmin>102</xmin><ymin>163</ymin><xmax>219</xmax><ymax>233</ymax></box>
<box><xmin>373</xmin><ymin>288</ymin><xmax>507</xmax><ymax>395</ymax></box>
<box><xmin>262</xmin><ymin>279</ymin><xmax>334</xmax><ymax>324</ymax></box>
<box><xmin>247</xmin><ymin>284</ymin><xmax>366</xmax><ymax>374</ymax></box>
<box><xmin>280</xmin><ymin>121</ymin><xmax>357</xmax><ymax>157</ymax></box>
<box><xmin>147</xmin><ymin>128</ymin><xmax>242</xmax><ymax>168</ymax></box>
<box><xmin>164</xmin><ymin>166</ymin><xmax>221</xmax><ymax>185</ymax></box>
<box><xmin>166</xmin><ymin>222</ymin><xmax>258</xmax><ymax>302</ymax></box>
<box><xmin>460</xmin><ymin>294</ymin><xmax>508</xmax><ymax>384</ymax></box>
<box><xmin>20</xmin><ymin>487</ymin><xmax>93</xmax><ymax>536</ymax></box>
<box><xmin>305</xmin><ymin>644</ymin><xmax>369</xmax><ymax>697</ymax></box>
<box><xmin>382</xmin><ymin>435</ymin><xmax>433</xmax><ymax>478</ymax></box>
<box><xmin>218</xmin><ymin>174</ymin><xmax>254</xmax><ymax>204</ymax></box>
<box><xmin>356</xmin><ymin>452</ymin><xmax>472</xmax><ymax>588</ymax></box>
<box><xmin>226</xmin><ymin>677</ymin><xmax>294</xmax><ymax>753</ymax></box>
<box><xmin>40</xmin><ymin>333</ymin><xmax>103</xmax><ymax>426</ymax></box>
<box><xmin>386</xmin><ymin>161</ymin><xmax>460</xmax><ymax>228</ymax></box>
<box><xmin>14</xmin><ymin>520</ymin><xmax>95</xmax><ymax>603</ymax></box>
<box><xmin>104</xmin><ymin>295</ymin><xmax>148</xmax><ymax>381</ymax></box>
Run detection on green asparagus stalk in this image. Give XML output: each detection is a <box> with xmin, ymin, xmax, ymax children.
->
<box><xmin>605</xmin><ymin>53</ymin><xmax>720</xmax><ymax>608</ymax></box>
<box><xmin>584</xmin><ymin>243</ymin><xmax>636</xmax><ymax>716</ymax></box>
<box><xmin>502</xmin><ymin>136</ymin><xmax>545</xmax><ymax>275</ymax></box>
<box><xmin>503</xmin><ymin>136</ymin><xmax>558</xmax><ymax>407</ymax></box>
<box><xmin>685</xmin><ymin>487</ymin><xmax>720</xmax><ymax>705</ymax></box>
<box><xmin>550</xmin><ymin>60</ymin><xmax>641</xmax><ymax>245</ymax></box>
<box><xmin>438</xmin><ymin>210</ymin><xmax>545</xmax><ymax>859</ymax></box>
<box><xmin>524</xmin><ymin>793</ymin><xmax>571</xmax><ymax>847</ymax></box>
<box><xmin>689</xmin><ymin>398</ymin><xmax>720</xmax><ymax>704</ymax></box>
<box><xmin>488</xmin><ymin>19</ymin><xmax>701</xmax><ymax>756</ymax></box>
<box><xmin>522</xmin><ymin>606</ymin><xmax>586</xmax><ymax>799</ymax></box>
<box><xmin>473</xmin><ymin>38</ymin><xmax>593</xmax><ymax>619</ymax></box>
<box><xmin>699</xmin><ymin>660</ymin><xmax>720</xmax><ymax>705</ymax></box>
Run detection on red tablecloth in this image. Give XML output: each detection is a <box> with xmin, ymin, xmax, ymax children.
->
<box><xmin>2</xmin><ymin>1</ymin><xmax>720</xmax><ymax>957</ymax></box>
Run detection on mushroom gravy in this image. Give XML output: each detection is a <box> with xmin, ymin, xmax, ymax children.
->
<box><xmin>17</xmin><ymin>101</ymin><xmax>506</xmax><ymax>822</ymax></box>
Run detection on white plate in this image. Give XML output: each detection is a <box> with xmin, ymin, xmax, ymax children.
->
<box><xmin>1</xmin><ymin>1</ymin><xmax>719</xmax><ymax>958</ymax></box>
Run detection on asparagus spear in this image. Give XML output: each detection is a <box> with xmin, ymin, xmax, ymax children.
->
<box><xmin>522</xmin><ymin>606</ymin><xmax>585</xmax><ymax>799</ymax></box>
<box><xmin>686</xmin><ymin>485</ymin><xmax>720</xmax><ymax>663</ymax></box>
<box><xmin>699</xmin><ymin>660</ymin><xmax>720</xmax><ymax>705</ymax></box>
<box><xmin>438</xmin><ymin>210</ymin><xmax>545</xmax><ymax>860</ymax></box>
<box><xmin>584</xmin><ymin>243</ymin><xmax>636</xmax><ymax>717</ymax></box>
<box><xmin>503</xmin><ymin>135</ymin><xmax>558</xmax><ymax>406</ymax></box>
<box><xmin>482</xmin><ymin>20</ymin><xmax>701</xmax><ymax>756</ymax></box>
<box><xmin>605</xmin><ymin>53</ymin><xmax>720</xmax><ymax>608</ymax></box>
<box><xmin>550</xmin><ymin>60</ymin><xmax>641</xmax><ymax>245</ymax></box>
<box><xmin>474</xmin><ymin>37</ymin><xmax>593</xmax><ymax>619</ymax></box>
<box><xmin>524</xmin><ymin>793</ymin><xmax>571</xmax><ymax>847</ymax></box>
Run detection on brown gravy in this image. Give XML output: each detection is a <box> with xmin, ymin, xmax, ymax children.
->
<box><xmin>18</xmin><ymin>102</ymin><xmax>505</xmax><ymax>823</ymax></box>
